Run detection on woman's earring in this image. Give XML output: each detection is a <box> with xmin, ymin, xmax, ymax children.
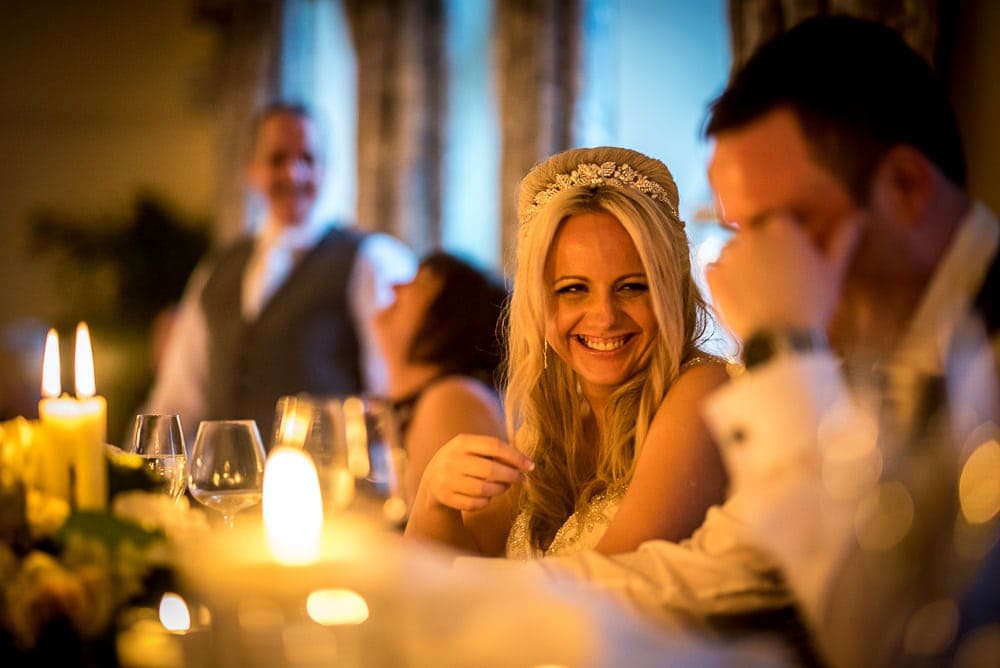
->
<box><xmin>543</xmin><ymin>340</ymin><xmax>549</xmax><ymax>369</ymax></box>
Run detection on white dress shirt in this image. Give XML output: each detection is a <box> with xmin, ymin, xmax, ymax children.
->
<box><xmin>144</xmin><ymin>216</ymin><xmax>416</xmax><ymax>444</ymax></box>
<box><xmin>702</xmin><ymin>202</ymin><xmax>1000</xmax><ymax>667</ymax></box>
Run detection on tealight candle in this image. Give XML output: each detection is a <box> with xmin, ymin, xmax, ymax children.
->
<box><xmin>38</xmin><ymin>323</ymin><xmax>108</xmax><ymax>510</ymax></box>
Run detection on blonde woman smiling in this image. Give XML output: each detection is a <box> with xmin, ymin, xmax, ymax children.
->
<box><xmin>406</xmin><ymin>147</ymin><xmax>728</xmax><ymax>558</ymax></box>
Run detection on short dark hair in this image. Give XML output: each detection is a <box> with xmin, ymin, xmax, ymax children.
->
<box><xmin>704</xmin><ymin>15</ymin><xmax>966</xmax><ymax>200</ymax></box>
<box><xmin>408</xmin><ymin>251</ymin><xmax>510</xmax><ymax>389</ymax></box>
<box><xmin>250</xmin><ymin>100</ymin><xmax>315</xmax><ymax>149</ymax></box>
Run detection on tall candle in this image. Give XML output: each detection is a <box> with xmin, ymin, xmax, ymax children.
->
<box><xmin>38</xmin><ymin>323</ymin><xmax>108</xmax><ymax>510</ymax></box>
<box><xmin>36</xmin><ymin>329</ymin><xmax>71</xmax><ymax>501</ymax></box>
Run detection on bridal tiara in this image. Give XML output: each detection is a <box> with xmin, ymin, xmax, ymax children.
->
<box><xmin>520</xmin><ymin>161</ymin><xmax>678</xmax><ymax>225</ymax></box>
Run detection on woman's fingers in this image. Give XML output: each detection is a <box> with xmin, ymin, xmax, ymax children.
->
<box><xmin>456</xmin><ymin>435</ymin><xmax>535</xmax><ymax>473</ymax></box>
<box><xmin>437</xmin><ymin>479</ymin><xmax>516</xmax><ymax>511</ymax></box>
<box><xmin>423</xmin><ymin>434</ymin><xmax>533</xmax><ymax>510</ymax></box>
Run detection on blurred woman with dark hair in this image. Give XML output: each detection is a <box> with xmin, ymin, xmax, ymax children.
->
<box><xmin>373</xmin><ymin>250</ymin><xmax>509</xmax><ymax>505</ymax></box>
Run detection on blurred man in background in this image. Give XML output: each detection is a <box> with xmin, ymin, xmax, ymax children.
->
<box><xmin>145</xmin><ymin>101</ymin><xmax>416</xmax><ymax>445</ymax></box>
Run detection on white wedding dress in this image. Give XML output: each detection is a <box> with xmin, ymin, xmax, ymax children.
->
<box><xmin>505</xmin><ymin>486</ymin><xmax>626</xmax><ymax>558</ymax></box>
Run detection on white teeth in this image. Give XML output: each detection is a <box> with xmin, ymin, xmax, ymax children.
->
<box><xmin>578</xmin><ymin>335</ymin><xmax>628</xmax><ymax>351</ymax></box>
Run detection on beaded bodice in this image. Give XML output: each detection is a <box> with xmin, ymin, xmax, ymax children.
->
<box><xmin>505</xmin><ymin>486</ymin><xmax>626</xmax><ymax>559</ymax></box>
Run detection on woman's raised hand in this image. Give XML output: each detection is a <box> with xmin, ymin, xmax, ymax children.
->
<box><xmin>419</xmin><ymin>434</ymin><xmax>534</xmax><ymax>511</ymax></box>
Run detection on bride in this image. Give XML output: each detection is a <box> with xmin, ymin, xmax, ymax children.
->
<box><xmin>405</xmin><ymin>146</ymin><xmax>729</xmax><ymax>558</ymax></box>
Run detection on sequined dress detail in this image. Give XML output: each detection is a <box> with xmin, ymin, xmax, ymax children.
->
<box><xmin>506</xmin><ymin>485</ymin><xmax>626</xmax><ymax>558</ymax></box>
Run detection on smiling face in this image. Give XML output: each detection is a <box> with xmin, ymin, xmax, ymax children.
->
<box><xmin>248</xmin><ymin>111</ymin><xmax>324</xmax><ymax>228</ymax></box>
<box><xmin>545</xmin><ymin>211</ymin><xmax>657</xmax><ymax>405</ymax></box>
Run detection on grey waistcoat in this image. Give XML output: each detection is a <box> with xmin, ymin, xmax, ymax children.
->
<box><xmin>200</xmin><ymin>226</ymin><xmax>364</xmax><ymax>446</ymax></box>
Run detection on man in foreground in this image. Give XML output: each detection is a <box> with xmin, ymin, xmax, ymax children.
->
<box><xmin>523</xmin><ymin>16</ymin><xmax>997</xmax><ymax>668</ymax></box>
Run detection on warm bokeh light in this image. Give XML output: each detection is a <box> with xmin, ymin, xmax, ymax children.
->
<box><xmin>854</xmin><ymin>481</ymin><xmax>914</xmax><ymax>551</ymax></box>
<box><xmin>959</xmin><ymin>439</ymin><xmax>1000</xmax><ymax>524</ymax></box>
<box><xmin>275</xmin><ymin>397</ymin><xmax>313</xmax><ymax>448</ymax></box>
<box><xmin>41</xmin><ymin>328</ymin><xmax>61</xmax><ymax>397</ymax></box>
<box><xmin>819</xmin><ymin>400</ymin><xmax>882</xmax><ymax>500</ymax></box>
<box><xmin>903</xmin><ymin>599</ymin><xmax>959</xmax><ymax>657</ymax></box>
<box><xmin>75</xmin><ymin>322</ymin><xmax>96</xmax><ymax>398</ymax></box>
<box><xmin>306</xmin><ymin>588</ymin><xmax>369</xmax><ymax>626</ymax></box>
<box><xmin>383</xmin><ymin>496</ymin><xmax>407</xmax><ymax>524</ymax></box>
<box><xmin>344</xmin><ymin>397</ymin><xmax>370</xmax><ymax>478</ymax></box>
<box><xmin>159</xmin><ymin>592</ymin><xmax>192</xmax><ymax>632</ymax></box>
<box><xmin>263</xmin><ymin>446</ymin><xmax>323</xmax><ymax>565</ymax></box>
<box><xmin>328</xmin><ymin>467</ymin><xmax>355</xmax><ymax>511</ymax></box>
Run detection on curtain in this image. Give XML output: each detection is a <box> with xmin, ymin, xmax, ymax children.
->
<box><xmin>342</xmin><ymin>0</ymin><xmax>446</xmax><ymax>255</ymax></box>
<box><xmin>196</xmin><ymin>0</ymin><xmax>587</xmax><ymax>266</ymax></box>
<box><xmin>193</xmin><ymin>0</ymin><xmax>284</xmax><ymax>247</ymax></box>
<box><xmin>728</xmin><ymin>0</ymin><xmax>945</xmax><ymax>73</ymax></box>
<box><xmin>494</xmin><ymin>0</ymin><xmax>582</xmax><ymax>269</ymax></box>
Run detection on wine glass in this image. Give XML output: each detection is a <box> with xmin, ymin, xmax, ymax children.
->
<box><xmin>188</xmin><ymin>419</ymin><xmax>267</xmax><ymax>528</ymax></box>
<box><xmin>272</xmin><ymin>394</ymin><xmax>407</xmax><ymax>525</ymax></box>
<box><xmin>128</xmin><ymin>414</ymin><xmax>188</xmax><ymax>501</ymax></box>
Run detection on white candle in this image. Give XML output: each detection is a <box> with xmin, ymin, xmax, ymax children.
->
<box><xmin>36</xmin><ymin>328</ymin><xmax>71</xmax><ymax>501</ymax></box>
<box><xmin>72</xmin><ymin>322</ymin><xmax>107</xmax><ymax>510</ymax></box>
<box><xmin>37</xmin><ymin>323</ymin><xmax>108</xmax><ymax>510</ymax></box>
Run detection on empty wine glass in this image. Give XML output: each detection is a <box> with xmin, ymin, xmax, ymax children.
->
<box><xmin>188</xmin><ymin>419</ymin><xmax>266</xmax><ymax>528</ymax></box>
<box><xmin>128</xmin><ymin>414</ymin><xmax>188</xmax><ymax>501</ymax></box>
<box><xmin>273</xmin><ymin>395</ymin><xmax>407</xmax><ymax>526</ymax></box>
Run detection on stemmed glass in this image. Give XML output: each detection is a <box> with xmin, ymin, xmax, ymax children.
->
<box><xmin>273</xmin><ymin>394</ymin><xmax>407</xmax><ymax>525</ymax></box>
<box><xmin>187</xmin><ymin>419</ymin><xmax>267</xmax><ymax>528</ymax></box>
<box><xmin>128</xmin><ymin>414</ymin><xmax>188</xmax><ymax>501</ymax></box>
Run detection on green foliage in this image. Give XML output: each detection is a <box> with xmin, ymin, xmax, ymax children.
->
<box><xmin>29</xmin><ymin>192</ymin><xmax>210</xmax><ymax>326</ymax></box>
<box><xmin>56</xmin><ymin>512</ymin><xmax>163</xmax><ymax>552</ymax></box>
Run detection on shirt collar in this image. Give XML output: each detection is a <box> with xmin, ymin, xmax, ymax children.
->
<box><xmin>894</xmin><ymin>201</ymin><xmax>1000</xmax><ymax>376</ymax></box>
<box><xmin>256</xmin><ymin>211</ymin><xmax>331</xmax><ymax>252</ymax></box>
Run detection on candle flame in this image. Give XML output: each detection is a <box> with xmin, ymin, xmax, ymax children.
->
<box><xmin>41</xmin><ymin>329</ymin><xmax>61</xmax><ymax>398</ymax></box>
<box><xmin>75</xmin><ymin>322</ymin><xmax>96</xmax><ymax>399</ymax></box>
<box><xmin>158</xmin><ymin>592</ymin><xmax>192</xmax><ymax>632</ymax></box>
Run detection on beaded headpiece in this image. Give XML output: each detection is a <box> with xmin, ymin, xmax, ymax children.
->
<box><xmin>520</xmin><ymin>161</ymin><xmax>678</xmax><ymax>225</ymax></box>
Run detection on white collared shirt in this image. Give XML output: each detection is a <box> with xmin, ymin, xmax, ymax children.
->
<box><xmin>143</xmin><ymin>217</ymin><xmax>416</xmax><ymax>444</ymax></box>
<box><xmin>701</xmin><ymin>202</ymin><xmax>1000</xmax><ymax>666</ymax></box>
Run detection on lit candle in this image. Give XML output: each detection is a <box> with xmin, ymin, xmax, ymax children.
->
<box><xmin>262</xmin><ymin>446</ymin><xmax>323</xmax><ymax>565</ymax></box>
<box><xmin>38</xmin><ymin>323</ymin><xmax>108</xmax><ymax>510</ymax></box>
<box><xmin>36</xmin><ymin>328</ymin><xmax>71</xmax><ymax>501</ymax></box>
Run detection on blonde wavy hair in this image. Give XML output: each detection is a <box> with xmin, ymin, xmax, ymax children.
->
<box><xmin>505</xmin><ymin>146</ymin><xmax>711</xmax><ymax>551</ymax></box>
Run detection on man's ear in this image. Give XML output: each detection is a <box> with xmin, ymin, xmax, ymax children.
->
<box><xmin>869</xmin><ymin>145</ymin><xmax>934</xmax><ymax>229</ymax></box>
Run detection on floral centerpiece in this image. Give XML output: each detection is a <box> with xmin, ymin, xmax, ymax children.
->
<box><xmin>0</xmin><ymin>416</ymin><xmax>206</xmax><ymax>667</ymax></box>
